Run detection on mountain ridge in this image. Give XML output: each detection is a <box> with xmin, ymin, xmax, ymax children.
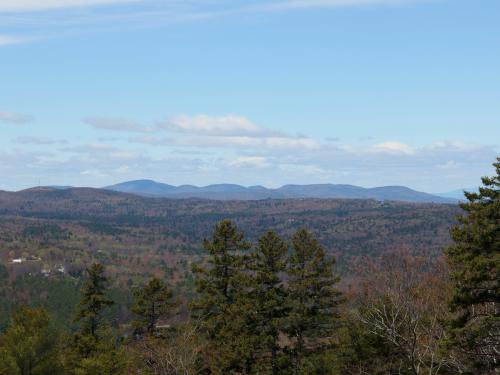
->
<box><xmin>104</xmin><ymin>179</ymin><xmax>457</xmax><ymax>203</ymax></box>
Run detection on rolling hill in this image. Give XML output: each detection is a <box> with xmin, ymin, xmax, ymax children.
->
<box><xmin>104</xmin><ymin>180</ymin><xmax>457</xmax><ymax>203</ymax></box>
<box><xmin>0</xmin><ymin>187</ymin><xmax>460</xmax><ymax>329</ymax></box>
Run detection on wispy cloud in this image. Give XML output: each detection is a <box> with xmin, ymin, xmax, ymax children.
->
<box><xmin>2</xmin><ymin>135</ymin><xmax>496</xmax><ymax>192</ymax></box>
<box><xmin>227</xmin><ymin>156</ymin><xmax>270</xmax><ymax>168</ymax></box>
<box><xmin>14</xmin><ymin>136</ymin><xmax>68</xmax><ymax>145</ymax></box>
<box><xmin>162</xmin><ymin>114</ymin><xmax>265</xmax><ymax>136</ymax></box>
<box><xmin>85</xmin><ymin>112</ymin><xmax>317</xmax><ymax>150</ymax></box>
<box><xmin>0</xmin><ymin>0</ymin><xmax>424</xmax><ymax>13</ymax></box>
<box><xmin>0</xmin><ymin>0</ymin><xmax>141</xmax><ymax>13</ymax></box>
<box><xmin>130</xmin><ymin>134</ymin><xmax>320</xmax><ymax>151</ymax></box>
<box><xmin>0</xmin><ymin>0</ymin><xmax>435</xmax><ymax>40</ymax></box>
<box><xmin>0</xmin><ymin>111</ymin><xmax>33</xmax><ymax>124</ymax></box>
<box><xmin>372</xmin><ymin>141</ymin><xmax>416</xmax><ymax>155</ymax></box>
<box><xmin>260</xmin><ymin>0</ymin><xmax>427</xmax><ymax>11</ymax></box>
<box><xmin>83</xmin><ymin>116</ymin><xmax>157</xmax><ymax>133</ymax></box>
<box><xmin>0</xmin><ymin>34</ymin><xmax>33</xmax><ymax>46</ymax></box>
<box><xmin>86</xmin><ymin>114</ymin><xmax>272</xmax><ymax>136</ymax></box>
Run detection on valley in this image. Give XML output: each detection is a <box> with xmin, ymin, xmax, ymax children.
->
<box><xmin>0</xmin><ymin>187</ymin><xmax>459</xmax><ymax>330</ymax></box>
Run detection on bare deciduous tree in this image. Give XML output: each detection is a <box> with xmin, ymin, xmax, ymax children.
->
<box><xmin>354</xmin><ymin>252</ymin><xmax>466</xmax><ymax>374</ymax></box>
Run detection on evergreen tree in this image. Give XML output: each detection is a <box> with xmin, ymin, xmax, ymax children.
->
<box><xmin>249</xmin><ymin>230</ymin><xmax>289</xmax><ymax>374</ymax></box>
<box><xmin>191</xmin><ymin>219</ymin><xmax>252</xmax><ymax>373</ymax></box>
<box><xmin>0</xmin><ymin>306</ymin><xmax>63</xmax><ymax>375</ymax></box>
<box><xmin>67</xmin><ymin>263</ymin><xmax>126</xmax><ymax>375</ymax></box>
<box><xmin>132</xmin><ymin>277</ymin><xmax>175</xmax><ymax>335</ymax></box>
<box><xmin>74</xmin><ymin>263</ymin><xmax>114</xmax><ymax>342</ymax></box>
<box><xmin>285</xmin><ymin>229</ymin><xmax>342</xmax><ymax>375</ymax></box>
<box><xmin>445</xmin><ymin>157</ymin><xmax>500</xmax><ymax>372</ymax></box>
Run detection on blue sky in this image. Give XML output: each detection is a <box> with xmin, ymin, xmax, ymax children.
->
<box><xmin>0</xmin><ymin>0</ymin><xmax>499</xmax><ymax>192</ymax></box>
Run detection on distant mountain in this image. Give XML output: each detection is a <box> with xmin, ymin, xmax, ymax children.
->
<box><xmin>47</xmin><ymin>185</ymin><xmax>72</xmax><ymax>190</ymax></box>
<box><xmin>105</xmin><ymin>180</ymin><xmax>176</xmax><ymax>196</ymax></box>
<box><xmin>435</xmin><ymin>188</ymin><xmax>477</xmax><ymax>201</ymax></box>
<box><xmin>104</xmin><ymin>180</ymin><xmax>457</xmax><ymax>203</ymax></box>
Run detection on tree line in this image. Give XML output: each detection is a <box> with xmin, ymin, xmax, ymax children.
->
<box><xmin>0</xmin><ymin>158</ymin><xmax>498</xmax><ymax>374</ymax></box>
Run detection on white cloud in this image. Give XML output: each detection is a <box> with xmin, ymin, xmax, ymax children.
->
<box><xmin>0</xmin><ymin>0</ymin><xmax>140</xmax><ymax>12</ymax></box>
<box><xmin>227</xmin><ymin>156</ymin><xmax>270</xmax><ymax>168</ymax></box>
<box><xmin>109</xmin><ymin>113</ymin><xmax>322</xmax><ymax>151</ymax></box>
<box><xmin>1</xmin><ymin>137</ymin><xmax>496</xmax><ymax>192</ymax></box>
<box><xmin>109</xmin><ymin>150</ymin><xmax>141</xmax><ymax>160</ymax></box>
<box><xmin>250</xmin><ymin>0</ymin><xmax>431</xmax><ymax>13</ymax></box>
<box><xmin>0</xmin><ymin>35</ymin><xmax>32</xmax><ymax>46</ymax></box>
<box><xmin>436</xmin><ymin>160</ymin><xmax>459</xmax><ymax>170</ymax></box>
<box><xmin>211</xmin><ymin>135</ymin><xmax>320</xmax><ymax>150</ymax></box>
<box><xmin>279</xmin><ymin>163</ymin><xmax>327</xmax><ymax>175</ymax></box>
<box><xmin>285</xmin><ymin>0</ymin><xmax>420</xmax><ymax>6</ymax></box>
<box><xmin>163</xmin><ymin>114</ymin><xmax>264</xmax><ymax>136</ymax></box>
<box><xmin>372</xmin><ymin>141</ymin><xmax>416</xmax><ymax>155</ymax></box>
<box><xmin>14</xmin><ymin>136</ymin><xmax>68</xmax><ymax>145</ymax></box>
<box><xmin>62</xmin><ymin>142</ymin><xmax>116</xmax><ymax>153</ymax></box>
<box><xmin>114</xmin><ymin>165</ymin><xmax>130</xmax><ymax>174</ymax></box>
<box><xmin>0</xmin><ymin>111</ymin><xmax>33</xmax><ymax>124</ymax></box>
<box><xmin>0</xmin><ymin>0</ymin><xmax>424</xmax><ymax>13</ymax></box>
<box><xmin>131</xmin><ymin>134</ymin><xmax>320</xmax><ymax>151</ymax></box>
<box><xmin>83</xmin><ymin>116</ymin><xmax>157</xmax><ymax>133</ymax></box>
<box><xmin>425</xmin><ymin>141</ymin><xmax>484</xmax><ymax>153</ymax></box>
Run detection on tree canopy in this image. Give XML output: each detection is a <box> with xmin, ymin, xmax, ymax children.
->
<box><xmin>446</xmin><ymin>157</ymin><xmax>500</xmax><ymax>372</ymax></box>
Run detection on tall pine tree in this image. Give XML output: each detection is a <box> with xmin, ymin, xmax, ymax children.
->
<box><xmin>285</xmin><ymin>229</ymin><xmax>342</xmax><ymax>375</ymax></box>
<box><xmin>132</xmin><ymin>277</ymin><xmax>175</xmax><ymax>335</ymax></box>
<box><xmin>67</xmin><ymin>263</ymin><xmax>126</xmax><ymax>375</ymax></box>
<box><xmin>445</xmin><ymin>157</ymin><xmax>500</xmax><ymax>372</ymax></box>
<box><xmin>74</xmin><ymin>263</ymin><xmax>114</xmax><ymax>343</ymax></box>
<box><xmin>249</xmin><ymin>230</ymin><xmax>289</xmax><ymax>375</ymax></box>
<box><xmin>191</xmin><ymin>219</ymin><xmax>252</xmax><ymax>373</ymax></box>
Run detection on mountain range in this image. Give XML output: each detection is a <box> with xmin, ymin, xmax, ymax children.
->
<box><xmin>435</xmin><ymin>188</ymin><xmax>476</xmax><ymax>201</ymax></box>
<box><xmin>103</xmin><ymin>179</ymin><xmax>458</xmax><ymax>203</ymax></box>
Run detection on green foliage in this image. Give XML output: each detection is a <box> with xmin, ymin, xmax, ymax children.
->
<box><xmin>0</xmin><ymin>189</ymin><xmax>459</xmax><ymax>330</ymax></box>
<box><xmin>191</xmin><ymin>219</ymin><xmax>253</xmax><ymax>373</ymax></box>
<box><xmin>11</xmin><ymin>275</ymin><xmax>81</xmax><ymax>331</ymax></box>
<box><xmin>192</xmin><ymin>223</ymin><xmax>345</xmax><ymax>374</ymax></box>
<box><xmin>248</xmin><ymin>230</ymin><xmax>289</xmax><ymax>374</ymax></box>
<box><xmin>285</xmin><ymin>229</ymin><xmax>342</xmax><ymax>374</ymax></box>
<box><xmin>445</xmin><ymin>157</ymin><xmax>500</xmax><ymax>372</ymax></box>
<box><xmin>132</xmin><ymin>277</ymin><xmax>175</xmax><ymax>335</ymax></box>
<box><xmin>66</xmin><ymin>263</ymin><xmax>126</xmax><ymax>374</ymax></box>
<box><xmin>65</xmin><ymin>331</ymin><xmax>127</xmax><ymax>375</ymax></box>
<box><xmin>5</xmin><ymin>177</ymin><xmax>497</xmax><ymax>375</ymax></box>
<box><xmin>0</xmin><ymin>306</ymin><xmax>63</xmax><ymax>375</ymax></box>
<box><xmin>326</xmin><ymin>314</ymin><xmax>403</xmax><ymax>375</ymax></box>
<box><xmin>74</xmin><ymin>263</ymin><xmax>114</xmax><ymax>339</ymax></box>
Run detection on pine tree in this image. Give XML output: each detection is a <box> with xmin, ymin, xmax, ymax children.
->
<box><xmin>67</xmin><ymin>263</ymin><xmax>126</xmax><ymax>375</ymax></box>
<box><xmin>132</xmin><ymin>277</ymin><xmax>175</xmax><ymax>335</ymax></box>
<box><xmin>0</xmin><ymin>306</ymin><xmax>63</xmax><ymax>375</ymax></box>
<box><xmin>191</xmin><ymin>219</ymin><xmax>252</xmax><ymax>373</ymax></box>
<box><xmin>285</xmin><ymin>229</ymin><xmax>342</xmax><ymax>375</ymax></box>
<box><xmin>445</xmin><ymin>157</ymin><xmax>500</xmax><ymax>372</ymax></box>
<box><xmin>249</xmin><ymin>230</ymin><xmax>289</xmax><ymax>374</ymax></box>
<box><xmin>74</xmin><ymin>263</ymin><xmax>114</xmax><ymax>343</ymax></box>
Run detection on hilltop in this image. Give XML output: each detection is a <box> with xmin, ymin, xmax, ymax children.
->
<box><xmin>104</xmin><ymin>180</ymin><xmax>457</xmax><ymax>203</ymax></box>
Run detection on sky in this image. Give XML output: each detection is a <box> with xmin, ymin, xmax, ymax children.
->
<box><xmin>0</xmin><ymin>0</ymin><xmax>499</xmax><ymax>193</ymax></box>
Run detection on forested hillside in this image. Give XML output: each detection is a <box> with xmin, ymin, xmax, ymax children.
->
<box><xmin>0</xmin><ymin>190</ymin><xmax>458</xmax><ymax>330</ymax></box>
<box><xmin>0</xmin><ymin>188</ymin><xmax>458</xmax><ymax>262</ymax></box>
<box><xmin>0</xmin><ymin>159</ymin><xmax>498</xmax><ymax>374</ymax></box>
